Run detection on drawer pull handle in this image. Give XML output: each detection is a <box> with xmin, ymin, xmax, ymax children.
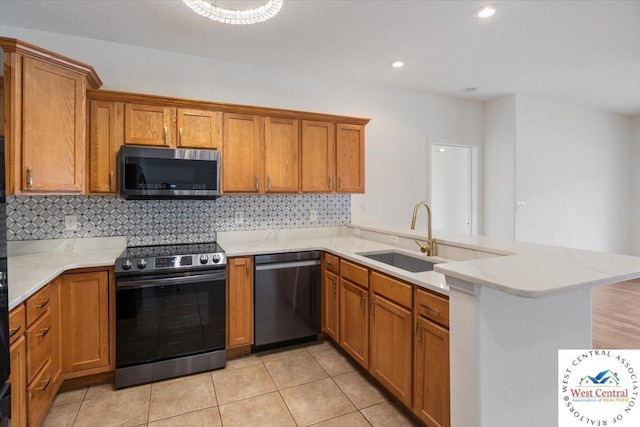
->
<box><xmin>326</xmin><ymin>261</ymin><xmax>334</xmax><ymax>267</ymax></box>
<box><xmin>36</xmin><ymin>378</ymin><xmax>51</xmax><ymax>392</ymax></box>
<box><xmin>37</xmin><ymin>327</ymin><xmax>51</xmax><ymax>338</ymax></box>
<box><xmin>37</xmin><ymin>299</ymin><xmax>50</xmax><ymax>309</ymax></box>
<box><xmin>9</xmin><ymin>326</ymin><xmax>21</xmax><ymax>338</ymax></box>
<box><xmin>421</xmin><ymin>303</ymin><xmax>440</xmax><ymax>315</ymax></box>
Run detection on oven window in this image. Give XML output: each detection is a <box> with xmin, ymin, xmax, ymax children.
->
<box><xmin>116</xmin><ymin>280</ymin><xmax>225</xmax><ymax>368</ymax></box>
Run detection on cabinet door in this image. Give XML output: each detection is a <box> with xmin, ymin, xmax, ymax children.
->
<box><xmin>222</xmin><ymin>114</ymin><xmax>264</xmax><ymax>193</ymax></box>
<box><xmin>177</xmin><ymin>108</ymin><xmax>222</xmax><ymax>149</ymax></box>
<box><xmin>22</xmin><ymin>57</ymin><xmax>86</xmax><ymax>193</ymax></box>
<box><xmin>322</xmin><ymin>269</ymin><xmax>339</xmax><ymax>341</ymax></box>
<box><xmin>61</xmin><ymin>271</ymin><xmax>110</xmax><ymax>373</ymax></box>
<box><xmin>9</xmin><ymin>336</ymin><xmax>27</xmax><ymax>427</ymax></box>
<box><xmin>370</xmin><ymin>295</ymin><xmax>412</xmax><ymax>406</ymax></box>
<box><xmin>414</xmin><ymin>316</ymin><xmax>450</xmax><ymax>427</ymax></box>
<box><xmin>339</xmin><ymin>279</ymin><xmax>369</xmax><ymax>368</ymax></box>
<box><xmin>264</xmin><ymin>117</ymin><xmax>299</xmax><ymax>192</ymax></box>
<box><xmin>0</xmin><ymin>78</ymin><xmax>4</xmax><ymax>137</ymax></box>
<box><xmin>227</xmin><ymin>257</ymin><xmax>254</xmax><ymax>348</ymax></box>
<box><xmin>301</xmin><ymin>120</ymin><xmax>335</xmax><ymax>192</ymax></box>
<box><xmin>124</xmin><ymin>103</ymin><xmax>173</xmax><ymax>147</ymax></box>
<box><xmin>89</xmin><ymin>100</ymin><xmax>123</xmax><ymax>193</ymax></box>
<box><xmin>49</xmin><ymin>277</ymin><xmax>63</xmax><ymax>393</ymax></box>
<box><xmin>336</xmin><ymin>124</ymin><xmax>365</xmax><ymax>193</ymax></box>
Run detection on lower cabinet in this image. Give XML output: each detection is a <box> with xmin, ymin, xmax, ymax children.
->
<box><xmin>227</xmin><ymin>256</ymin><xmax>254</xmax><ymax>348</ymax></box>
<box><xmin>414</xmin><ymin>315</ymin><xmax>450</xmax><ymax>427</ymax></box>
<box><xmin>370</xmin><ymin>294</ymin><xmax>413</xmax><ymax>407</ymax></box>
<box><xmin>339</xmin><ymin>278</ymin><xmax>369</xmax><ymax>369</ymax></box>
<box><xmin>61</xmin><ymin>270</ymin><xmax>112</xmax><ymax>376</ymax></box>
<box><xmin>322</xmin><ymin>269</ymin><xmax>340</xmax><ymax>341</ymax></box>
<box><xmin>9</xmin><ymin>336</ymin><xmax>27</xmax><ymax>427</ymax></box>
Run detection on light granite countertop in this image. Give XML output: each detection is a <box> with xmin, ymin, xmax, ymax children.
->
<box><xmin>8</xmin><ymin>237</ymin><xmax>127</xmax><ymax>310</ymax></box>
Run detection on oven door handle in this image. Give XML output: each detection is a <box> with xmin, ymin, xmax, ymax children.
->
<box><xmin>116</xmin><ymin>272</ymin><xmax>225</xmax><ymax>289</ymax></box>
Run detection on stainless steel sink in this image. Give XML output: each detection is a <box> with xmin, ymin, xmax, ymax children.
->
<box><xmin>357</xmin><ymin>251</ymin><xmax>438</xmax><ymax>273</ymax></box>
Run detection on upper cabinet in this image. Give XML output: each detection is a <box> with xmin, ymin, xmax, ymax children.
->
<box><xmin>177</xmin><ymin>108</ymin><xmax>222</xmax><ymax>149</ymax></box>
<box><xmin>264</xmin><ymin>117</ymin><xmax>299</xmax><ymax>193</ymax></box>
<box><xmin>0</xmin><ymin>37</ymin><xmax>102</xmax><ymax>194</ymax></box>
<box><xmin>336</xmin><ymin>124</ymin><xmax>365</xmax><ymax>193</ymax></box>
<box><xmin>301</xmin><ymin>120</ymin><xmax>336</xmax><ymax>192</ymax></box>
<box><xmin>89</xmin><ymin>100</ymin><xmax>123</xmax><ymax>193</ymax></box>
<box><xmin>124</xmin><ymin>103</ymin><xmax>173</xmax><ymax>147</ymax></box>
<box><xmin>222</xmin><ymin>113</ymin><xmax>264</xmax><ymax>193</ymax></box>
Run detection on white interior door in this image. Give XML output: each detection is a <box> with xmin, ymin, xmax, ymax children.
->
<box><xmin>430</xmin><ymin>144</ymin><xmax>473</xmax><ymax>235</ymax></box>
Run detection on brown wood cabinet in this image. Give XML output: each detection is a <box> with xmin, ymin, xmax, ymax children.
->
<box><xmin>336</xmin><ymin>124</ymin><xmax>365</xmax><ymax>193</ymax></box>
<box><xmin>414</xmin><ymin>289</ymin><xmax>450</xmax><ymax>427</ymax></box>
<box><xmin>0</xmin><ymin>77</ymin><xmax>4</xmax><ymax>137</ymax></box>
<box><xmin>301</xmin><ymin>120</ymin><xmax>335</xmax><ymax>192</ymax></box>
<box><xmin>89</xmin><ymin>100</ymin><xmax>124</xmax><ymax>193</ymax></box>
<box><xmin>370</xmin><ymin>272</ymin><xmax>413</xmax><ymax>407</ymax></box>
<box><xmin>227</xmin><ymin>257</ymin><xmax>254</xmax><ymax>348</ymax></box>
<box><xmin>322</xmin><ymin>269</ymin><xmax>340</xmax><ymax>341</ymax></box>
<box><xmin>9</xmin><ymin>334</ymin><xmax>27</xmax><ymax>427</ymax></box>
<box><xmin>222</xmin><ymin>114</ymin><xmax>264</xmax><ymax>193</ymax></box>
<box><xmin>49</xmin><ymin>277</ymin><xmax>63</xmax><ymax>393</ymax></box>
<box><xmin>0</xmin><ymin>37</ymin><xmax>102</xmax><ymax>195</ymax></box>
<box><xmin>339</xmin><ymin>259</ymin><xmax>369</xmax><ymax>368</ymax></box>
<box><xmin>124</xmin><ymin>103</ymin><xmax>173</xmax><ymax>147</ymax></box>
<box><xmin>264</xmin><ymin>117</ymin><xmax>299</xmax><ymax>192</ymax></box>
<box><xmin>60</xmin><ymin>270</ymin><xmax>112</xmax><ymax>376</ymax></box>
<box><xmin>176</xmin><ymin>108</ymin><xmax>222</xmax><ymax>149</ymax></box>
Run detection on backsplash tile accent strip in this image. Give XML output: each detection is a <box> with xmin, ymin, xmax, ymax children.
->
<box><xmin>7</xmin><ymin>194</ymin><xmax>350</xmax><ymax>246</ymax></box>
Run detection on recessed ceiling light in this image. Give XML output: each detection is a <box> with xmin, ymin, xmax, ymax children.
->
<box><xmin>390</xmin><ymin>60</ymin><xmax>405</xmax><ymax>68</ymax></box>
<box><xmin>474</xmin><ymin>6</ymin><xmax>496</xmax><ymax>19</ymax></box>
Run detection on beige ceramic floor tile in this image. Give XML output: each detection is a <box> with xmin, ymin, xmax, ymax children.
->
<box><xmin>265</xmin><ymin>353</ymin><xmax>328</xmax><ymax>389</ymax></box>
<box><xmin>52</xmin><ymin>387</ymin><xmax>88</xmax><ymax>406</ymax></box>
<box><xmin>280</xmin><ymin>378</ymin><xmax>356</xmax><ymax>426</ymax></box>
<box><xmin>305</xmin><ymin>340</ymin><xmax>334</xmax><ymax>353</ymax></box>
<box><xmin>332</xmin><ymin>371</ymin><xmax>387</xmax><ymax>409</ymax></box>
<box><xmin>148</xmin><ymin>373</ymin><xmax>217</xmax><ymax>422</ymax></box>
<box><xmin>311</xmin><ymin>347</ymin><xmax>355</xmax><ymax>376</ymax></box>
<box><xmin>218</xmin><ymin>391</ymin><xmax>296</xmax><ymax>427</ymax></box>
<box><xmin>224</xmin><ymin>353</ymin><xmax>263</xmax><ymax>370</ymax></box>
<box><xmin>310</xmin><ymin>411</ymin><xmax>372</xmax><ymax>427</ymax></box>
<box><xmin>73</xmin><ymin>385</ymin><xmax>151</xmax><ymax>427</ymax></box>
<box><xmin>360</xmin><ymin>402</ymin><xmax>421</xmax><ymax>427</ymax></box>
<box><xmin>212</xmin><ymin>363</ymin><xmax>276</xmax><ymax>405</ymax></box>
<box><xmin>42</xmin><ymin>401</ymin><xmax>81</xmax><ymax>427</ymax></box>
<box><xmin>147</xmin><ymin>406</ymin><xmax>222</xmax><ymax>427</ymax></box>
<box><xmin>259</xmin><ymin>346</ymin><xmax>309</xmax><ymax>362</ymax></box>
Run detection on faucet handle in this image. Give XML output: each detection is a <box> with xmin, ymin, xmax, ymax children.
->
<box><xmin>414</xmin><ymin>240</ymin><xmax>428</xmax><ymax>253</ymax></box>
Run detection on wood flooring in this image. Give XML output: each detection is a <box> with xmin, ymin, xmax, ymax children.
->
<box><xmin>592</xmin><ymin>278</ymin><xmax>640</xmax><ymax>349</ymax></box>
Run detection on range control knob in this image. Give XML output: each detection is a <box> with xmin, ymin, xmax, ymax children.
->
<box><xmin>212</xmin><ymin>254</ymin><xmax>221</xmax><ymax>264</ymax></box>
<box><xmin>122</xmin><ymin>259</ymin><xmax>132</xmax><ymax>270</ymax></box>
<box><xmin>200</xmin><ymin>254</ymin><xmax>209</xmax><ymax>265</ymax></box>
<box><xmin>137</xmin><ymin>259</ymin><xmax>147</xmax><ymax>269</ymax></box>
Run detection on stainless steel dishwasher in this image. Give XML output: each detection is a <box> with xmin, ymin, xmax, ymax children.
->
<box><xmin>253</xmin><ymin>251</ymin><xmax>322</xmax><ymax>352</ymax></box>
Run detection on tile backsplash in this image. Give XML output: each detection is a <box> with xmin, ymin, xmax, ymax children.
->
<box><xmin>7</xmin><ymin>194</ymin><xmax>350</xmax><ymax>246</ymax></box>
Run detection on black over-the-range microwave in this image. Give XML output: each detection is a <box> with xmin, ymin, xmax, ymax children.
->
<box><xmin>120</xmin><ymin>146</ymin><xmax>221</xmax><ymax>199</ymax></box>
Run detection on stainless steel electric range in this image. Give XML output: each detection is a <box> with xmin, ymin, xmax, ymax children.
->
<box><xmin>114</xmin><ymin>242</ymin><xmax>227</xmax><ymax>389</ymax></box>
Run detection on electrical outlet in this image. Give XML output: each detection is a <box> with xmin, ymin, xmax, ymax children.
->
<box><xmin>360</xmin><ymin>203</ymin><xmax>367</xmax><ymax>214</ymax></box>
<box><xmin>234</xmin><ymin>211</ymin><xmax>244</xmax><ymax>224</ymax></box>
<box><xmin>310</xmin><ymin>210</ymin><xmax>318</xmax><ymax>222</ymax></box>
<box><xmin>389</xmin><ymin>235</ymin><xmax>399</xmax><ymax>244</ymax></box>
<box><xmin>64</xmin><ymin>215</ymin><xmax>78</xmax><ymax>231</ymax></box>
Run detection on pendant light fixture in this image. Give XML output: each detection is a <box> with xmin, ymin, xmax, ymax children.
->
<box><xmin>183</xmin><ymin>0</ymin><xmax>283</xmax><ymax>25</ymax></box>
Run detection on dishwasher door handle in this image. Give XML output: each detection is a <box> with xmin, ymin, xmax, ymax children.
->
<box><xmin>255</xmin><ymin>259</ymin><xmax>321</xmax><ymax>271</ymax></box>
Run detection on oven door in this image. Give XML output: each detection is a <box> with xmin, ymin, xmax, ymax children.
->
<box><xmin>116</xmin><ymin>270</ymin><xmax>225</xmax><ymax>369</ymax></box>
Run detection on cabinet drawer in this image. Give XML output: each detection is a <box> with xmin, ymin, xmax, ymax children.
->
<box><xmin>415</xmin><ymin>288</ymin><xmax>449</xmax><ymax>328</ymax></box>
<box><xmin>325</xmin><ymin>253</ymin><xmax>340</xmax><ymax>274</ymax></box>
<box><xmin>27</xmin><ymin>359</ymin><xmax>53</xmax><ymax>427</ymax></box>
<box><xmin>340</xmin><ymin>259</ymin><xmax>369</xmax><ymax>289</ymax></box>
<box><xmin>9</xmin><ymin>304</ymin><xmax>26</xmax><ymax>344</ymax></box>
<box><xmin>26</xmin><ymin>285</ymin><xmax>51</xmax><ymax>326</ymax></box>
<box><xmin>26</xmin><ymin>309</ymin><xmax>52</xmax><ymax>383</ymax></box>
<box><xmin>370</xmin><ymin>271</ymin><xmax>412</xmax><ymax>309</ymax></box>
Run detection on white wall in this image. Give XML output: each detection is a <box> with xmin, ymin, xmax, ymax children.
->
<box><xmin>0</xmin><ymin>25</ymin><xmax>484</xmax><ymax>228</ymax></box>
<box><xmin>482</xmin><ymin>95</ymin><xmax>516</xmax><ymax>239</ymax></box>
<box><xmin>514</xmin><ymin>94</ymin><xmax>631</xmax><ymax>253</ymax></box>
<box><xmin>632</xmin><ymin>116</ymin><xmax>640</xmax><ymax>256</ymax></box>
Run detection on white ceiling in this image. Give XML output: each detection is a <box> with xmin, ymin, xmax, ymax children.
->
<box><xmin>1</xmin><ymin>0</ymin><xmax>639</xmax><ymax>115</ymax></box>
